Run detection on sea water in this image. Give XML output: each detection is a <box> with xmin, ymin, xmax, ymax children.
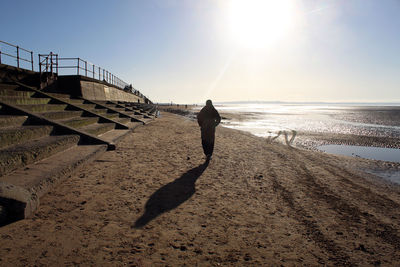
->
<box><xmin>208</xmin><ymin>102</ymin><xmax>400</xmax><ymax>184</ymax></box>
<box><xmin>215</xmin><ymin>103</ymin><xmax>400</xmax><ymax>139</ymax></box>
<box><xmin>317</xmin><ymin>144</ymin><xmax>400</xmax><ymax>163</ymax></box>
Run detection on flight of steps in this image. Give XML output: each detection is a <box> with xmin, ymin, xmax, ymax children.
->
<box><xmin>127</xmin><ymin>102</ymin><xmax>158</xmax><ymax>117</ymax></box>
<box><xmin>0</xmin><ymin>82</ymin><xmax>156</xmax><ymax>224</ymax></box>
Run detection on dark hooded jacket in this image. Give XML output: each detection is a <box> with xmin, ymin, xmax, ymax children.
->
<box><xmin>197</xmin><ymin>104</ymin><xmax>221</xmax><ymax>141</ymax></box>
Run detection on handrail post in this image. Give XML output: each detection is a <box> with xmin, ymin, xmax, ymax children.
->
<box><xmin>103</xmin><ymin>69</ymin><xmax>105</xmax><ymax>81</ymax></box>
<box><xmin>30</xmin><ymin>51</ymin><xmax>34</xmax><ymax>71</ymax></box>
<box><xmin>93</xmin><ymin>64</ymin><xmax>95</xmax><ymax>78</ymax></box>
<box><xmin>56</xmin><ymin>54</ymin><xmax>58</xmax><ymax>75</ymax></box>
<box><xmin>38</xmin><ymin>55</ymin><xmax>41</xmax><ymax>73</ymax></box>
<box><xmin>85</xmin><ymin>60</ymin><xmax>87</xmax><ymax>76</ymax></box>
<box><xmin>50</xmin><ymin>52</ymin><xmax>53</xmax><ymax>75</ymax></box>
<box><xmin>16</xmin><ymin>46</ymin><xmax>20</xmax><ymax>68</ymax></box>
<box><xmin>77</xmin><ymin>58</ymin><xmax>80</xmax><ymax>75</ymax></box>
<box><xmin>0</xmin><ymin>51</ymin><xmax>2</xmax><ymax>65</ymax></box>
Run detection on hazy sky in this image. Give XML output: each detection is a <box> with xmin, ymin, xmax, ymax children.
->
<box><xmin>1</xmin><ymin>0</ymin><xmax>399</xmax><ymax>103</ymax></box>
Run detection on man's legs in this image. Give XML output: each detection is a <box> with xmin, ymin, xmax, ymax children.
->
<box><xmin>202</xmin><ymin>138</ymin><xmax>215</xmax><ymax>158</ymax></box>
<box><xmin>201</xmin><ymin>139</ymin><xmax>208</xmax><ymax>156</ymax></box>
<box><xmin>201</xmin><ymin>127</ymin><xmax>216</xmax><ymax>159</ymax></box>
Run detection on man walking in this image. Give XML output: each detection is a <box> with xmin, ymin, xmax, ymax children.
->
<box><xmin>197</xmin><ymin>100</ymin><xmax>221</xmax><ymax>160</ymax></box>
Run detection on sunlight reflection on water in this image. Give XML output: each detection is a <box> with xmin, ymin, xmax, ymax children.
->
<box><xmin>217</xmin><ymin>103</ymin><xmax>400</xmax><ymax>139</ymax></box>
<box><xmin>318</xmin><ymin>144</ymin><xmax>400</xmax><ymax>163</ymax></box>
<box><xmin>317</xmin><ymin>144</ymin><xmax>400</xmax><ymax>185</ymax></box>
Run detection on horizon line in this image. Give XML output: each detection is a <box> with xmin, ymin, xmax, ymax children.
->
<box><xmin>157</xmin><ymin>100</ymin><xmax>400</xmax><ymax>106</ymax></box>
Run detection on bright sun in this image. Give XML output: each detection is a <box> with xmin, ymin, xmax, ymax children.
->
<box><xmin>227</xmin><ymin>0</ymin><xmax>295</xmax><ymax>49</ymax></box>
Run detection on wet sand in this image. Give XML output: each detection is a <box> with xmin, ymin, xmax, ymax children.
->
<box><xmin>1</xmin><ymin>112</ymin><xmax>400</xmax><ymax>266</ymax></box>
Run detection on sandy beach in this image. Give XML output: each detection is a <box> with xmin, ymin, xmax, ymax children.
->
<box><xmin>1</xmin><ymin>111</ymin><xmax>400</xmax><ymax>266</ymax></box>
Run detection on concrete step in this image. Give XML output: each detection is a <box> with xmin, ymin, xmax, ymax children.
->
<box><xmin>123</xmin><ymin>110</ymin><xmax>143</xmax><ymax>116</ymax></box>
<box><xmin>129</xmin><ymin>103</ymin><xmax>143</xmax><ymax>108</ymax></box>
<box><xmin>42</xmin><ymin>92</ymin><xmax>86</xmax><ymax>104</ymax></box>
<box><xmin>43</xmin><ymin>92</ymin><xmax>74</xmax><ymax>98</ymax></box>
<box><xmin>79</xmin><ymin>122</ymin><xmax>115</xmax><ymax>136</ymax></box>
<box><xmin>44</xmin><ymin>92</ymin><xmax>85</xmax><ymax>104</ymax></box>
<box><xmin>140</xmin><ymin>118</ymin><xmax>153</xmax><ymax>124</ymax></box>
<box><xmin>128</xmin><ymin>107</ymin><xmax>145</xmax><ymax>112</ymax></box>
<box><xmin>124</xmin><ymin>111</ymin><xmax>146</xmax><ymax>117</ymax></box>
<box><xmin>0</xmin><ymin>84</ymin><xmax>20</xmax><ymax>90</ymax></box>
<box><xmin>103</xmin><ymin>103</ymin><xmax>122</xmax><ymax>108</ymax></box>
<box><xmin>102</xmin><ymin>113</ymin><xmax>120</xmax><ymax>120</ymax></box>
<box><xmin>0</xmin><ymin>134</ymin><xmax>80</xmax><ymax>177</ymax></box>
<box><xmin>0</xmin><ymin>89</ymin><xmax>35</xmax><ymax>97</ymax></box>
<box><xmin>109</xmin><ymin>106</ymin><xmax>125</xmax><ymax>111</ymax></box>
<box><xmin>0</xmin><ymin>125</ymin><xmax>54</xmax><ymax>149</ymax></box>
<box><xmin>119</xmin><ymin>112</ymin><xmax>150</xmax><ymax>123</ymax></box>
<box><xmin>16</xmin><ymin>103</ymin><xmax>68</xmax><ymax>112</ymax></box>
<box><xmin>57</xmin><ymin>116</ymin><xmax>99</xmax><ymax>128</ymax></box>
<box><xmin>89</xmin><ymin>108</ymin><xmax>109</xmax><ymax>115</ymax></box>
<box><xmin>141</xmin><ymin>106</ymin><xmax>152</xmax><ymax>112</ymax></box>
<box><xmin>74</xmin><ymin>103</ymin><xmax>97</xmax><ymax>110</ymax></box>
<box><xmin>0</xmin><ymin>96</ymin><xmax>51</xmax><ymax>105</ymax></box>
<box><xmin>148</xmin><ymin>107</ymin><xmax>157</xmax><ymax>114</ymax></box>
<box><xmin>116</xmin><ymin>111</ymin><xmax>146</xmax><ymax>122</ymax></box>
<box><xmin>0</xmin><ymin>143</ymin><xmax>108</xmax><ymax>222</ymax></box>
<box><xmin>0</xmin><ymin>115</ymin><xmax>28</xmax><ymax>128</ymax></box>
<box><xmin>113</xmin><ymin>117</ymin><xmax>131</xmax><ymax>125</ymax></box>
<box><xmin>38</xmin><ymin>110</ymin><xmax>84</xmax><ymax>120</ymax></box>
<box><xmin>98</xmin><ymin>122</ymin><xmax>142</xmax><ymax>143</ymax></box>
<box><xmin>55</xmin><ymin>98</ymin><xmax>86</xmax><ymax>105</ymax></box>
<box><xmin>126</xmin><ymin>105</ymin><xmax>141</xmax><ymax>109</ymax></box>
<box><xmin>108</xmin><ymin>106</ymin><xmax>134</xmax><ymax>113</ymax></box>
<box><xmin>98</xmin><ymin>104</ymin><xmax>138</xmax><ymax>114</ymax></box>
<box><xmin>72</xmin><ymin>105</ymin><xmax>112</xmax><ymax>116</ymax></box>
<box><xmin>84</xmin><ymin>103</ymin><xmax>145</xmax><ymax>123</ymax></box>
<box><xmin>64</xmin><ymin>98</ymin><xmax>86</xmax><ymax>105</ymax></box>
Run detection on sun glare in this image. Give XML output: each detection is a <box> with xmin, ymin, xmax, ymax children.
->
<box><xmin>227</xmin><ymin>0</ymin><xmax>295</xmax><ymax>49</ymax></box>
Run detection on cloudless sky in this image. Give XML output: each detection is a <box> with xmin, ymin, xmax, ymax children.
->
<box><xmin>1</xmin><ymin>0</ymin><xmax>399</xmax><ymax>103</ymax></box>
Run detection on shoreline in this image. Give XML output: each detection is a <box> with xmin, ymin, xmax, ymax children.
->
<box><xmin>158</xmin><ymin>105</ymin><xmax>400</xmax><ymax>149</ymax></box>
<box><xmin>1</xmin><ymin>112</ymin><xmax>399</xmax><ymax>265</ymax></box>
<box><xmin>159</xmin><ymin>106</ymin><xmax>400</xmax><ymax>176</ymax></box>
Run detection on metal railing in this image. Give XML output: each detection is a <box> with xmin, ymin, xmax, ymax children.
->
<box><xmin>39</xmin><ymin>52</ymin><xmax>58</xmax><ymax>75</ymax></box>
<box><xmin>53</xmin><ymin>57</ymin><xmax>129</xmax><ymax>89</ymax></box>
<box><xmin>0</xmin><ymin>40</ymin><xmax>34</xmax><ymax>71</ymax></box>
<box><xmin>1</xmin><ymin>40</ymin><xmax>150</xmax><ymax>99</ymax></box>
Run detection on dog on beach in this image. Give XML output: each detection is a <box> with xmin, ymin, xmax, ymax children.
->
<box><xmin>266</xmin><ymin>130</ymin><xmax>297</xmax><ymax>146</ymax></box>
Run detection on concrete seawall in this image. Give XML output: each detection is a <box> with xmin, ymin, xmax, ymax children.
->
<box><xmin>0</xmin><ymin>65</ymin><xmax>145</xmax><ymax>103</ymax></box>
<box><xmin>57</xmin><ymin>76</ymin><xmax>143</xmax><ymax>103</ymax></box>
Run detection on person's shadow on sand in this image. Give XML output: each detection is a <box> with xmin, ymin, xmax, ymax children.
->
<box><xmin>133</xmin><ymin>160</ymin><xmax>209</xmax><ymax>228</ymax></box>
